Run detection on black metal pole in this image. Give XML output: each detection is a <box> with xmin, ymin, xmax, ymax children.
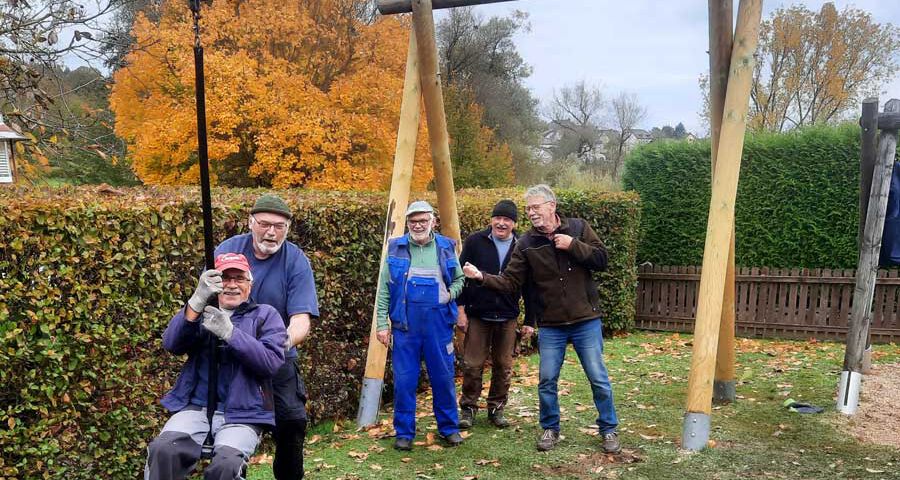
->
<box><xmin>192</xmin><ymin>9</ymin><xmax>215</xmax><ymax>270</ymax></box>
<box><xmin>190</xmin><ymin>0</ymin><xmax>218</xmax><ymax>459</ymax></box>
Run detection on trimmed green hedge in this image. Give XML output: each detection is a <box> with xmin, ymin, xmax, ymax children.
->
<box><xmin>0</xmin><ymin>186</ymin><xmax>639</xmax><ymax>479</ymax></box>
<box><xmin>622</xmin><ymin>124</ymin><xmax>871</xmax><ymax>268</ymax></box>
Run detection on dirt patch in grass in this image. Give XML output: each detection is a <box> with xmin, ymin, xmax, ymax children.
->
<box><xmin>531</xmin><ymin>449</ymin><xmax>642</xmax><ymax>479</ymax></box>
<box><xmin>845</xmin><ymin>363</ymin><xmax>900</xmax><ymax>449</ymax></box>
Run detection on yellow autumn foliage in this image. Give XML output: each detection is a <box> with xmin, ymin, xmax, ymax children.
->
<box><xmin>110</xmin><ymin>0</ymin><xmax>433</xmax><ymax>190</ymax></box>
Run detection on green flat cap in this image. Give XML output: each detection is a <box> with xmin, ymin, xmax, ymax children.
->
<box><xmin>250</xmin><ymin>194</ymin><xmax>292</xmax><ymax>219</ymax></box>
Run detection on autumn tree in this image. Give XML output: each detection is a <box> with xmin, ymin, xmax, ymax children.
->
<box><xmin>110</xmin><ymin>0</ymin><xmax>433</xmax><ymax>190</ymax></box>
<box><xmin>1</xmin><ymin>0</ymin><xmax>136</xmax><ymax>181</ymax></box>
<box><xmin>444</xmin><ymin>86</ymin><xmax>513</xmax><ymax>188</ymax></box>
<box><xmin>437</xmin><ymin>7</ymin><xmax>541</xmax><ymax>184</ymax></box>
<box><xmin>749</xmin><ymin>3</ymin><xmax>900</xmax><ymax>131</ymax></box>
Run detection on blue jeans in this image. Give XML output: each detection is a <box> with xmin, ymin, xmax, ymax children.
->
<box><xmin>538</xmin><ymin>318</ymin><xmax>618</xmax><ymax>434</ymax></box>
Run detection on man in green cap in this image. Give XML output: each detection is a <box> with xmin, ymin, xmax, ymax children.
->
<box><xmin>216</xmin><ymin>194</ymin><xmax>319</xmax><ymax>480</ymax></box>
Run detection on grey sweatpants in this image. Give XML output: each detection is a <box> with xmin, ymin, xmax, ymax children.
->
<box><xmin>144</xmin><ymin>407</ymin><xmax>261</xmax><ymax>480</ymax></box>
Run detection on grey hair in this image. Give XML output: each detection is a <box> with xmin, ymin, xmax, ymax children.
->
<box><xmin>246</xmin><ymin>270</ymin><xmax>254</xmax><ymax>283</ymax></box>
<box><xmin>525</xmin><ymin>184</ymin><xmax>557</xmax><ymax>203</ymax></box>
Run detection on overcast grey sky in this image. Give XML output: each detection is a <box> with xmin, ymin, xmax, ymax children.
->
<box><xmin>438</xmin><ymin>0</ymin><xmax>900</xmax><ymax>135</ymax></box>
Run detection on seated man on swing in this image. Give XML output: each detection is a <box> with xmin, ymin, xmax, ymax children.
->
<box><xmin>145</xmin><ymin>253</ymin><xmax>287</xmax><ymax>480</ymax></box>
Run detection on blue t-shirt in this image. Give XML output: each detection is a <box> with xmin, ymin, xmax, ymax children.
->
<box><xmin>491</xmin><ymin>234</ymin><xmax>514</xmax><ymax>268</ymax></box>
<box><xmin>216</xmin><ymin>234</ymin><xmax>319</xmax><ymax>358</ymax></box>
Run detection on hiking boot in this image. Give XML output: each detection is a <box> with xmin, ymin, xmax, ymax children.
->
<box><xmin>458</xmin><ymin>407</ymin><xmax>476</xmax><ymax>430</ymax></box>
<box><xmin>393</xmin><ymin>437</ymin><xmax>412</xmax><ymax>451</ymax></box>
<box><xmin>601</xmin><ymin>432</ymin><xmax>621</xmax><ymax>453</ymax></box>
<box><xmin>536</xmin><ymin>429</ymin><xmax>560</xmax><ymax>451</ymax></box>
<box><xmin>487</xmin><ymin>408</ymin><xmax>510</xmax><ymax>429</ymax></box>
<box><xmin>441</xmin><ymin>432</ymin><xmax>464</xmax><ymax>447</ymax></box>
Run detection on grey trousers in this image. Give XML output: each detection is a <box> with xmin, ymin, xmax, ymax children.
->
<box><xmin>145</xmin><ymin>407</ymin><xmax>261</xmax><ymax>480</ymax></box>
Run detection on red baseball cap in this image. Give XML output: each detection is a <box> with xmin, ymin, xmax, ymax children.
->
<box><xmin>214</xmin><ymin>253</ymin><xmax>251</xmax><ymax>273</ymax></box>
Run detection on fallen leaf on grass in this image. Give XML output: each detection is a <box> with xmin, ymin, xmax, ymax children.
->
<box><xmin>307</xmin><ymin>434</ymin><xmax>322</xmax><ymax>445</ymax></box>
<box><xmin>401</xmin><ymin>457</ymin><xmax>412</xmax><ymax>463</ymax></box>
<box><xmin>370</xmin><ymin>464</ymin><xmax>383</xmax><ymax>470</ymax></box>
<box><xmin>426</xmin><ymin>444</ymin><xmax>444</xmax><ymax>451</ymax></box>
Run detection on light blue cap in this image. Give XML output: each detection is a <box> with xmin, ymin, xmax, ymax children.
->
<box><xmin>405</xmin><ymin>200</ymin><xmax>434</xmax><ymax>216</ymax></box>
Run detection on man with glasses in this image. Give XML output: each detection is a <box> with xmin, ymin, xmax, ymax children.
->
<box><xmin>461</xmin><ymin>184</ymin><xmax>621</xmax><ymax>454</ymax></box>
<box><xmin>145</xmin><ymin>253</ymin><xmax>286</xmax><ymax>480</ymax></box>
<box><xmin>374</xmin><ymin>201</ymin><xmax>465</xmax><ymax>451</ymax></box>
<box><xmin>216</xmin><ymin>194</ymin><xmax>319</xmax><ymax>480</ymax></box>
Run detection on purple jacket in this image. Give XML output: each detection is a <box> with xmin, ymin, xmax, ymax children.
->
<box><xmin>160</xmin><ymin>302</ymin><xmax>286</xmax><ymax>427</ymax></box>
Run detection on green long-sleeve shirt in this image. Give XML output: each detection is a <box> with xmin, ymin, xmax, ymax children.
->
<box><xmin>376</xmin><ymin>234</ymin><xmax>464</xmax><ymax>332</ymax></box>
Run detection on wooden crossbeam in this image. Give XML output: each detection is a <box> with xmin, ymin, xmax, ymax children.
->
<box><xmin>877</xmin><ymin>112</ymin><xmax>900</xmax><ymax>131</ymax></box>
<box><xmin>378</xmin><ymin>0</ymin><xmax>515</xmax><ymax>15</ymax></box>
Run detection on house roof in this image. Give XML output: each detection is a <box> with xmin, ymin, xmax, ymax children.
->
<box><xmin>0</xmin><ymin>114</ymin><xmax>27</xmax><ymax>141</ymax></box>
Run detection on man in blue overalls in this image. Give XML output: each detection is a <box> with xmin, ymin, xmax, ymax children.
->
<box><xmin>375</xmin><ymin>201</ymin><xmax>466</xmax><ymax>451</ymax></box>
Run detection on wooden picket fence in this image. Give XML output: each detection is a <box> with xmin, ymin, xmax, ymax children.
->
<box><xmin>635</xmin><ymin>265</ymin><xmax>900</xmax><ymax>343</ymax></box>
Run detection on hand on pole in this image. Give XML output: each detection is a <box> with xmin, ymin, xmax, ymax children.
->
<box><xmin>201</xmin><ymin>306</ymin><xmax>234</xmax><ymax>342</ymax></box>
<box><xmin>376</xmin><ymin>329</ymin><xmax>391</xmax><ymax>348</ymax></box>
<box><xmin>188</xmin><ymin>269</ymin><xmax>223</xmax><ymax>314</ymax></box>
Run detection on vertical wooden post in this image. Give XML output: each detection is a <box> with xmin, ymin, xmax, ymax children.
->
<box><xmin>357</xmin><ymin>30</ymin><xmax>422</xmax><ymax>427</ymax></box>
<box><xmin>709</xmin><ymin>0</ymin><xmax>737</xmax><ymax>404</ymax></box>
<box><xmin>838</xmin><ymin>99</ymin><xmax>900</xmax><ymax>415</ymax></box>
<box><xmin>411</xmin><ymin>0</ymin><xmax>462</xmax><ymax>249</ymax></box>
<box><xmin>858</xmin><ymin>98</ymin><xmax>879</xmax><ymax>374</ymax></box>
<box><xmin>682</xmin><ymin>0</ymin><xmax>762</xmax><ymax>451</ymax></box>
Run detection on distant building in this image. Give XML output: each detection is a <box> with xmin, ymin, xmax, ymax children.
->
<box><xmin>0</xmin><ymin>114</ymin><xmax>27</xmax><ymax>184</ymax></box>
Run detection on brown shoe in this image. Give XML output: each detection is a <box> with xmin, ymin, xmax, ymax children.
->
<box><xmin>536</xmin><ymin>429</ymin><xmax>560</xmax><ymax>451</ymax></box>
<box><xmin>601</xmin><ymin>432</ymin><xmax>621</xmax><ymax>453</ymax></box>
<box><xmin>488</xmin><ymin>408</ymin><xmax>510</xmax><ymax>428</ymax></box>
<box><xmin>458</xmin><ymin>407</ymin><xmax>475</xmax><ymax>430</ymax></box>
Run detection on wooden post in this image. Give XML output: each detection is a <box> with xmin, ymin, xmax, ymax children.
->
<box><xmin>838</xmin><ymin>98</ymin><xmax>900</xmax><ymax>415</ymax></box>
<box><xmin>411</xmin><ymin>0</ymin><xmax>462</xmax><ymax>249</ymax></box>
<box><xmin>356</xmin><ymin>30</ymin><xmax>422</xmax><ymax>427</ymax></box>
<box><xmin>858</xmin><ymin>98</ymin><xmax>879</xmax><ymax>374</ymax></box>
<box><xmin>682</xmin><ymin>0</ymin><xmax>762</xmax><ymax>451</ymax></box>
<box><xmin>709</xmin><ymin>0</ymin><xmax>737</xmax><ymax>405</ymax></box>
<box><xmin>378</xmin><ymin>0</ymin><xmax>515</xmax><ymax>15</ymax></box>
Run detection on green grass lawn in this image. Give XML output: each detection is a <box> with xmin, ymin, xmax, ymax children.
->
<box><xmin>249</xmin><ymin>332</ymin><xmax>900</xmax><ymax>480</ymax></box>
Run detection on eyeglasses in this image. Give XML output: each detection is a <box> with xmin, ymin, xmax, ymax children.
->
<box><xmin>407</xmin><ymin>219</ymin><xmax>431</xmax><ymax>227</ymax></box>
<box><xmin>524</xmin><ymin>201</ymin><xmax>552</xmax><ymax>213</ymax></box>
<box><xmin>223</xmin><ymin>275</ymin><xmax>250</xmax><ymax>284</ymax></box>
<box><xmin>252</xmin><ymin>215</ymin><xmax>289</xmax><ymax>232</ymax></box>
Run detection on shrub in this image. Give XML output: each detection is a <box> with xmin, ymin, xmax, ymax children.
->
<box><xmin>0</xmin><ymin>186</ymin><xmax>638</xmax><ymax>478</ymax></box>
<box><xmin>622</xmin><ymin>124</ymin><xmax>868</xmax><ymax>268</ymax></box>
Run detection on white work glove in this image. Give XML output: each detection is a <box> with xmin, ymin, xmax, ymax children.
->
<box><xmin>188</xmin><ymin>269</ymin><xmax>223</xmax><ymax>313</ymax></box>
<box><xmin>202</xmin><ymin>306</ymin><xmax>234</xmax><ymax>342</ymax></box>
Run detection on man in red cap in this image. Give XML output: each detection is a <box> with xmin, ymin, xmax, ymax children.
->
<box><xmin>145</xmin><ymin>253</ymin><xmax>287</xmax><ymax>480</ymax></box>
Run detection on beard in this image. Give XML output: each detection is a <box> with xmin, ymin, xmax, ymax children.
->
<box><xmin>252</xmin><ymin>231</ymin><xmax>286</xmax><ymax>256</ymax></box>
<box><xmin>410</xmin><ymin>229</ymin><xmax>432</xmax><ymax>244</ymax></box>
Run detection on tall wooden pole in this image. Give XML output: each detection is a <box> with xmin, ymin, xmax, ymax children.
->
<box><xmin>857</xmin><ymin>98</ymin><xmax>879</xmax><ymax>374</ymax></box>
<box><xmin>682</xmin><ymin>0</ymin><xmax>761</xmax><ymax>451</ymax></box>
<box><xmin>411</xmin><ymin>0</ymin><xmax>462</xmax><ymax>249</ymax></box>
<box><xmin>356</xmin><ymin>30</ymin><xmax>421</xmax><ymax>427</ymax></box>
<box><xmin>838</xmin><ymin>99</ymin><xmax>899</xmax><ymax>415</ymax></box>
<box><xmin>709</xmin><ymin>0</ymin><xmax>737</xmax><ymax>405</ymax></box>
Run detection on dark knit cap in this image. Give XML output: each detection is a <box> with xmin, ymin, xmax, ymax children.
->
<box><xmin>250</xmin><ymin>194</ymin><xmax>292</xmax><ymax>219</ymax></box>
<box><xmin>491</xmin><ymin>199</ymin><xmax>518</xmax><ymax>222</ymax></box>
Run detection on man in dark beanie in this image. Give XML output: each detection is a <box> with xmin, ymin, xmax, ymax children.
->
<box><xmin>216</xmin><ymin>194</ymin><xmax>319</xmax><ymax>480</ymax></box>
<box><xmin>456</xmin><ymin>199</ymin><xmax>521</xmax><ymax>430</ymax></box>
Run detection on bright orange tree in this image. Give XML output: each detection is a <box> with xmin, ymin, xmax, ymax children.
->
<box><xmin>110</xmin><ymin>0</ymin><xmax>433</xmax><ymax>190</ymax></box>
